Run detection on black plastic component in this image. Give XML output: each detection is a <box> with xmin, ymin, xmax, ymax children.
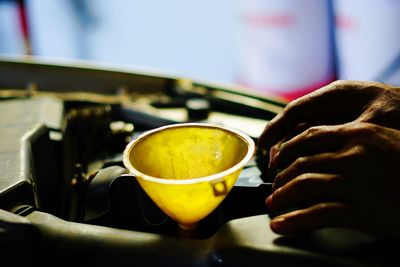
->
<box><xmin>84</xmin><ymin>166</ymin><xmax>129</xmax><ymax>221</ymax></box>
<box><xmin>186</xmin><ymin>98</ymin><xmax>211</xmax><ymax>121</ymax></box>
<box><xmin>0</xmin><ymin>97</ymin><xmax>63</xmax><ymax>214</ymax></box>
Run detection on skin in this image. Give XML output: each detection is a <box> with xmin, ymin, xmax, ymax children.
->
<box><xmin>257</xmin><ymin>80</ymin><xmax>400</xmax><ymax>240</ymax></box>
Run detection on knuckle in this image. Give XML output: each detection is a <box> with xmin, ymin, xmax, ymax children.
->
<box><xmin>304</xmin><ymin>126</ymin><xmax>320</xmax><ymax>138</ymax></box>
<box><xmin>351</xmin><ymin>144</ymin><xmax>366</xmax><ymax>156</ymax></box>
<box><xmin>350</xmin><ymin>122</ymin><xmax>376</xmax><ymax>136</ymax></box>
<box><xmin>330</xmin><ymin>80</ymin><xmax>360</xmax><ymax>91</ymax></box>
<box><xmin>283</xmin><ymin>99</ymin><xmax>302</xmax><ymax>115</ymax></box>
<box><xmin>294</xmin><ymin>156</ymin><xmax>309</xmax><ymax>168</ymax></box>
<box><xmin>303</xmin><ymin>125</ymin><xmax>332</xmax><ymax>139</ymax></box>
<box><xmin>339</xmin><ymin>144</ymin><xmax>365</xmax><ymax>161</ymax></box>
<box><xmin>294</xmin><ymin>173</ymin><xmax>315</xmax><ymax>187</ymax></box>
<box><xmin>330</xmin><ymin>80</ymin><xmax>347</xmax><ymax>89</ymax></box>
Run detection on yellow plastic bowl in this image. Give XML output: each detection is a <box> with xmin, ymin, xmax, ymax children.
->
<box><xmin>123</xmin><ymin>122</ymin><xmax>255</xmax><ymax>230</ymax></box>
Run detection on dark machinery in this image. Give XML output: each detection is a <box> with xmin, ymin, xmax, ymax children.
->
<box><xmin>0</xmin><ymin>57</ymin><xmax>396</xmax><ymax>266</ymax></box>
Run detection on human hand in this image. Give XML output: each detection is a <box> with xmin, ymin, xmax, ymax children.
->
<box><xmin>258</xmin><ymin>80</ymin><xmax>400</xmax><ymax>178</ymax></box>
<box><xmin>265</xmin><ymin>121</ymin><xmax>400</xmax><ymax>240</ymax></box>
<box><xmin>257</xmin><ymin>80</ymin><xmax>400</xmax><ymax>239</ymax></box>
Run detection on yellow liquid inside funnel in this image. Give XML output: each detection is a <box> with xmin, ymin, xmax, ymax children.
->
<box><xmin>123</xmin><ymin>123</ymin><xmax>255</xmax><ymax>230</ymax></box>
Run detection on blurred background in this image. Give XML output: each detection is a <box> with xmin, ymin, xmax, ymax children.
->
<box><xmin>1</xmin><ymin>0</ymin><xmax>400</xmax><ymax>101</ymax></box>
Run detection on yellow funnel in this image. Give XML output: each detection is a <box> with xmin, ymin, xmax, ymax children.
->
<box><xmin>123</xmin><ymin>122</ymin><xmax>255</xmax><ymax>230</ymax></box>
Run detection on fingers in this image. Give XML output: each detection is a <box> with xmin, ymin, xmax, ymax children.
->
<box><xmin>260</xmin><ymin>111</ymin><xmax>400</xmax><ymax>237</ymax></box>
<box><xmin>269</xmin><ymin>124</ymin><xmax>346</xmax><ymax>170</ymax></box>
<box><xmin>258</xmin><ymin>80</ymin><xmax>356</xmax><ymax>150</ymax></box>
<box><xmin>269</xmin><ymin>202</ymin><xmax>356</xmax><ymax>235</ymax></box>
<box><xmin>266</xmin><ymin>173</ymin><xmax>345</xmax><ymax>213</ymax></box>
<box><xmin>264</xmin><ymin>123</ymin><xmax>400</xmax><ymax>237</ymax></box>
<box><xmin>258</xmin><ymin>96</ymin><xmax>320</xmax><ymax>152</ymax></box>
<box><xmin>272</xmin><ymin>151</ymin><xmax>347</xmax><ymax>191</ymax></box>
<box><xmin>270</xmin><ymin>122</ymin><xmax>379</xmax><ymax>190</ymax></box>
<box><xmin>258</xmin><ymin>80</ymin><xmax>379</xmax><ymax>152</ymax></box>
<box><xmin>269</xmin><ymin>200</ymin><xmax>400</xmax><ymax>238</ymax></box>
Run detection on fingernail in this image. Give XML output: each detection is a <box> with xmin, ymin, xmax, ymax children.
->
<box><xmin>268</xmin><ymin>146</ymin><xmax>280</xmax><ymax>169</ymax></box>
<box><xmin>266</xmin><ymin>194</ymin><xmax>273</xmax><ymax>208</ymax></box>
<box><xmin>270</xmin><ymin>217</ymin><xmax>288</xmax><ymax>233</ymax></box>
<box><xmin>271</xmin><ymin>151</ymin><xmax>280</xmax><ymax>169</ymax></box>
<box><xmin>268</xmin><ymin>146</ymin><xmax>277</xmax><ymax>168</ymax></box>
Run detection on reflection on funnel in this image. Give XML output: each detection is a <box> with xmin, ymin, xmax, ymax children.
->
<box><xmin>123</xmin><ymin>123</ymin><xmax>255</xmax><ymax>230</ymax></box>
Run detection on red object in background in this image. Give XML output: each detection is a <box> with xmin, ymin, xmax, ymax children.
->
<box><xmin>238</xmin><ymin>77</ymin><xmax>335</xmax><ymax>102</ymax></box>
<box><xmin>235</xmin><ymin>0</ymin><xmax>336</xmax><ymax>102</ymax></box>
<box><xmin>16</xmin><ymin>0</ymin><xmax>31</xmax><ymax>55</ymax></box>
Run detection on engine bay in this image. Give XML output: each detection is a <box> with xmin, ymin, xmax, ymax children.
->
<box><xmin>0</xmin><ymin>57</ymin><xmax>396</xmax><ymax>267</ymax></box>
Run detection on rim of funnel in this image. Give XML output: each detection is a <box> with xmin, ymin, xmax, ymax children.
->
<box><xmin>122</xmin><ymin>122</ymin><xmax>256</xmax><ymax>185</ymax></box>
